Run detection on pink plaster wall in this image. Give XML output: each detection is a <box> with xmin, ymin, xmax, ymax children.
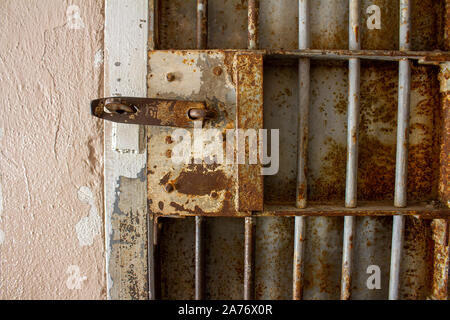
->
<box><xmin>0</xmin><ymin>0</ymin><xmax>106</xmax><ymax>299</ymax></box>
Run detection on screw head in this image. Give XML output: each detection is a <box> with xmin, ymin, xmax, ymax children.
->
<box><xmin>213</xmin><ymin>66</ymin><xmax>223</xmax><ymax>76</ymax></box>
<box><xmin>164</xmin><ymin>183</ymin><xmax>175</xmax><ymax>193</ymax></box>
<box><xmin>166</xmin><ymin>73</ymin><xmax>176</xmax><ymax>82</ymax></box>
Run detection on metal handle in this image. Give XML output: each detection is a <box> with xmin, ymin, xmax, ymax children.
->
<box><xmin>91</xmin><ymin>97</ymin><xmax>216</xmax><ymax>128</ymax></box>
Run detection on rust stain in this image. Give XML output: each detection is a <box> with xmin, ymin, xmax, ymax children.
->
<box><xmin>175</xmin><ymin>165</ymin><xmax>229</xmax><ymax>196</ymax></box>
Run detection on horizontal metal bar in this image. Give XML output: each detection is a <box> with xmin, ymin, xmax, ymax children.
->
<box><xmin>260</xmin><ymin>202</ymin><xmax>449</xmax><ymax>218</ymax></box>
<box><xmin>266</xmin><ymin>49</ymin><xmax>450</xmax><ymax>63</ymax></box>
<box><xmin>156</xmin><ymin>202</ymin><xmax>449</xmax><ymax>219</ymax></box>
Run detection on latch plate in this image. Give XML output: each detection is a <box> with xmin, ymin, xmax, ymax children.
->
<box><xmin>146</xmin><ymin>50</ymin><xmax>264</xmax><ymax>217</ymax></box>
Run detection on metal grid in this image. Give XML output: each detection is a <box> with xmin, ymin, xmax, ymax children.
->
<box><xmin>147</xmin><ymin>0</ymin><xmax>449</xmax><ymax>300</ymax></box>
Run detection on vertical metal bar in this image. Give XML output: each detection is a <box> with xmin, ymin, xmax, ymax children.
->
<box><xmin>389</xmin><ymin>0</ymin><xmax>411</xmax><ymax>300</ymax></box>
<box><xmin>341</xmin><ymin>216</ymin><xmax>356</xmax><ymax>300</ymax></box>
<box><xmin>345</xmin><ymin>0</ymin><xmax>361</xmax><ymax>209</ymax></box>
<box><xmin>341</xmin><ymin>0</ymin><xmax>360</xmax><ymax>301</ymax></box>
<box><xmin>196</xmin><ymin>0</ymin><xmax>208</xmax><ymax>50</ymax></box>
<box><xmin>244</xmin><ymin>217</ymin><xmax>256</xmax><ymax>300</ymax></box>
<box><xmin>243</xmin><ymin>0</ymin><xmax>259</xmax><ymax>301</ymax></box>
<box><xmin>293</xmin><ymin>215</ymin><xmax>306</xmax><ymax>300</ymax></box>
<box><xmin>296</xmin><ymin>1</ymin><xmax>310</xmax><ymax>209</ymax></box>
<box><xmin>195</xmin><ymin>0</ymin><xmax>208</xmax><ymax>301</ymax></box>
<box><xmin>148</xmin><ymin>0</ymin><xmax>159</xmax><ymax>301</ymax></box>
<box><xmin>248</xmin><ymin>0</ymin><xmax>259</xmax><ymax>50</ymax></box>
<box><xmin>293</xmin><ymin>0</ymin><xmax>310</xmax><ymax>300</ymax></box>
<box><xmin>389</xmin><ymin>215</ymin><xmax>405</xmax><ymax>300</ymax></box>
<box><xmin>195</xmin><ymin>216</ymin><xmax>205</xmax><ymax>300</ymax></box>
<box><xmin>149</xmin><ymin>217</ymin><xmax>162</xmax><ymax>300</ymax></box>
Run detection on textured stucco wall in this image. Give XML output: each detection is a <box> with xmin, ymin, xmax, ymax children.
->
<box><xmin>0</xmin><ymin>0</ymin><xmax>106</xmax><ymax>299</ymax></box>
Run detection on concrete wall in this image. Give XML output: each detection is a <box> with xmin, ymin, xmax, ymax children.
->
<box><xmin>0</xmin><ymin>0</ymin><xmax>106</xmax><ymax>299</ymax></box>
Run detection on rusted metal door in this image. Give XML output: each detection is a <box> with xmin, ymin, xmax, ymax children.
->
<box><xmin>99</xmin><ymin>0</ymin><xmax>450</xmax><ymax>300</ymax></box>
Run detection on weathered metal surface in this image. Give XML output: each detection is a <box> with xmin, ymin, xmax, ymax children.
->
<box><xmin>431</xmin><ymin>219</ymin><xmax>449</xmax><ymax>299</ymax></box>
<box><xmin>431</xmin><ymin>61</ymin><xmax>450</xmax><ymax>300</ymax></box>
<box><xmin>92</xmin><ymin>97</ymin><xmax>208</xmax><ymax>127</ymax></box>
<box><xmin>143</xmin><ymin>0</ymin><xmax>449</xmax><ymax>300</ymax></box>
<box><xmin>147</xmin><ymin>50</ymin><xmax>237</xmax><ymax>217</ymax></box>
<box><xmin>440</xmin><ymin>63</ymin><xmax>450</xmax><ymax>206</ymax></box>
<box><xmin>109</xmin><ymin>174</ymin><xmax>149</xmax><ymax>300</ymax></box>
<box><xmin>159</xmin><ymin>0</ymin><xmax>248</xmax><ymax>49</ymax></box>
<box><xmin>236</xmin><ymin>53</ymin><xmax>264</xmax><ymax>212</ymax></box>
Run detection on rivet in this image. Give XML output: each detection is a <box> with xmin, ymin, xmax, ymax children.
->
<box><xmin>166</xmin><ymin>73</ymin><xmax>176</xmax><ymax>82</ymax></box>
<box><xmin>165</xmin><ymin>136</ymin><xmax>174</xmax><ymax>144</ymax></box>
<box><xmin>164</xmin><ymin>183</ymin><xmax>175</xmax><ymax>193</ymax></box>
<box><xmin>213</xmin><ymin>66</ymin><xmax>222</xmax><ymax>76</ymax></box>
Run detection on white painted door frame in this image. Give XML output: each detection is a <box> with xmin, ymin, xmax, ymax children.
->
<box><xmin>104</xmin><ymin>0</ymin><xmax>156</xmax><ymax>300</ymax></box>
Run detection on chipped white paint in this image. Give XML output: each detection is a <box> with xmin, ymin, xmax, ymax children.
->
<box><xmin>66</xmin><ymin>265</ymin><xmax>88</xmax><ymax>290</ymax></box>
<box><xmin>105</xmin><ymin>0</ymin><xmax>148</xmax><ymax>153</ymax></box>
<box><xmin>148</xmin><ymin>51</ymin><xmax>203</xmax><ymax>97</ymax></box>
<box><xmin>66</xmin><ymin>5</ymin><xmax>85</xmax><ymax>30</ymax></box>
<box><xmin>75</xmin><ymin>186</ymin><xmax>101</xmax><ymax>247</ymax></box>
<box><xmin>94</xmin><ymin>49</ymin><xmax>104</xmax><ymax>68</ymax></box>
<box><xmin>104</xmin><ymin>0</ymin><xmax>149</xmax><ymax>299</ymax></box>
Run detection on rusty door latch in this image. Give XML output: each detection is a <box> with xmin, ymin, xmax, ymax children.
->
<box><xmin>91</xmin><ymin>97</ymin><xmax>216</xmax><ymax>128</ymax></box>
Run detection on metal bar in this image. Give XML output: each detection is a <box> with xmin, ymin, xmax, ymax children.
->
<box><xmin>293</xmin><ymin>216</ymin><xmax>306</xmax><ymax>300</ymax></box>
<box><xmin>196</xmin><ymin>0</ymin><xmax>208</xmax><ymax>49</ymax></box>
<box><xmin>293</xmin><ymin>0</ymin><xmax>310</xmax><ymax>300</ymax></box>
<box><xmin>341</xmin><ymin>216</ymin><xmax>356</xmax><ymax>300</ymax></box>
<box><xmin>149</xmin><ymin>217</ymin><xmax>162</xmax><ymax>300</ymax></box>
<box><xmin>259</xmin><ymin>202</ymin><xmax>449</xmax><ymax>218</ymax></box>
<box><xmin>389</xmin><ymin>215</ymin><xmax>405</xmax><ymax>300</ymax></box>
<box><xmin>389</xmin><ymin>0</ymin><xmax>411</xmax><ymax>300</ymax></box>
<box><xmin>195</xmin><ymin>0</ymin><xmax>208</xmax><ymax>301</ymax></box>
<box><xmin>296</xmin><ymin>0</ymin><xmax>310</xmax><ymax>208</ymax></box>
<box><xmin>243</xmin><ymin>0</ymin><xmax>260</xmax><ymax>301</ymax></box>
<box><xmin>244</xmin><ymin>217</ymin><xmax>256</xmax><ymax>300</ymax></box>
<box><xmin>248</xmin><ymin>0</ymin><xmax>259</xmax><ymax>50</ymax></box>
<box><xmin>265</xmin><ymin>49</ymin><xmax>450</xmax><ymax>63</ymax></box>
<box><xmin>195</xmin><ymin>216</ymin><xmax>205</xmax><ymax>300</ymax></box>
<box><xmin>341</xmin><ymin>0</ymin><xmax>360</xmax><ymax>301</ymax></box>
<box><xmin>345</xmin><ymin>0</ymin><xmax>361</xmax><ymax>208</ymax></box>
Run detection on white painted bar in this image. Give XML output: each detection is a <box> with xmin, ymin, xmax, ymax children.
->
<box><xmin>104</xmin><ymin>0</ymin><xmax>149</xmax><ymax>300</ymax></box>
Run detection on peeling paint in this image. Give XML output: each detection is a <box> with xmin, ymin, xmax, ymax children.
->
<box><xmin>75</xmin><ymin>186</ymin><xmax>101</xmax><ymax>247</ymax></box>
<box><xmin>94</xmin><ymin>49</ymin><xmax>104</xmax><ymax>68</ymax></box>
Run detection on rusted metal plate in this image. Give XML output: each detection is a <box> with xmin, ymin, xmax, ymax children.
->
<box><xmin>147</xmin><ymin>50</ymin><xmax>264</xmax><ymax>216</ymax></box>
<box><xmin>236</xmin><ymin>53</ymin><xmax>264</xmax><ymax>212</ymax></box>
<box><xmin>147</xmin><ymin>50</ymin><xmax>237</xmax><ymax>216</ymax></box>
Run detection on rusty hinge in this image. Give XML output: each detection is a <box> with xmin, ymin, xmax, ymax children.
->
<box><xmin>91</xmin><ymin>97</ymin><xmax>216</xmax><ymax>128</ymax></box>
